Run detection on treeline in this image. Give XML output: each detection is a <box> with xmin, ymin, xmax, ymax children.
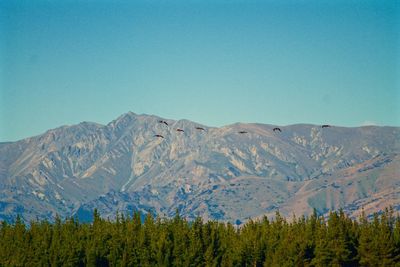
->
<box><xmin>1</xmin><ymin>208</ymin><xmax>400</xmax><ymax>267</ymax></box>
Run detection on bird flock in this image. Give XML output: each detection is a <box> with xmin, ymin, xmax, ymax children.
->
<box><xmin>153</xmin><ymin>120</ymin><xmax>331</xmax><ymax>139</ymax></box>
<box><xmin>153</xmin><ymin>120</ymin><xmax>204</xmax><ymax>139</ymax></box>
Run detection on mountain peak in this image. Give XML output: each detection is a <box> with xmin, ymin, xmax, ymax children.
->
<box><xmin>114</xmin><ymin>111</ymin><xmax>137</xmax><ymax>121</ymax></box>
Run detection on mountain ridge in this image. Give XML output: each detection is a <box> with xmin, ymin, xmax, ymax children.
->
<box><xmin>0</xmin><ymin>112</ymin><xmax>399</xmax><ymax>223</ymax></box>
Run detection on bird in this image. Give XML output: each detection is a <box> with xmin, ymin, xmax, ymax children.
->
<box><xmin>176</xmin><ymin>129</ymin><xmax>184</xmax><ymax>132</ymax></box>
<box><xmin>238</xmin><ymin>131</ymin><xmax>248</xmax><ymax>134</ymax></box>
<box><xmin>322</xmin><ymin>125</ymin><xmax>331</xmax><ymax>128</ymax></box>
<box><xmin>273</xmin><ymin>127</ymin><xmax>281</xmax><ymax>132</ymax></box>
<box><xmin>158</xmin><ymin>120</ymin><xmax>168</xmax><ymax>126</ymax></box>
<box><xmin>154</xmin><ymin>134</ymin><xmax>164</xmax><ymax>138</ymax></box>
<box><xmin>195</xmin><ymin>127</ymin><xmax>205</xmax><ymax>131</ymax></box>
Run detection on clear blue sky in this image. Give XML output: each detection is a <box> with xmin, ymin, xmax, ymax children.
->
<box><xmin>1</xmin><ymin>0</ymin><xmax>399</xmax><ymax>141</ymax></box>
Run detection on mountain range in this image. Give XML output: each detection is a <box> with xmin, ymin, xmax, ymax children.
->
<box><xmin>1</xmin><ymin>112</ymin><xmax>399</xmax><ymax>223</ymax></box>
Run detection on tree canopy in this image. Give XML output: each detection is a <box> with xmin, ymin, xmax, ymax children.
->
<box><xmin>0</xmin><ymin>208</ymin><xmax>399</xmax><ymax>266</ymax></box>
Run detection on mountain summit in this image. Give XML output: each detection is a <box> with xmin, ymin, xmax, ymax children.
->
<box><xmin>0</xmin><ymin>112</ymin><xmax>399</xmax><ymax>223</ymax></box>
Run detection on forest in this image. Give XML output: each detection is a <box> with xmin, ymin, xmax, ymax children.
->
<box><xmin>0</xmin><ymin>208</ymin><xmax>399</xmax><ymax>267</ymax></box>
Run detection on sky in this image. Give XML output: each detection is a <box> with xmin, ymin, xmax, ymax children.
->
<box><xmin>1</xmin><ymin>0</ymin><xmax>399</xmax><ymax>142</ymax></box>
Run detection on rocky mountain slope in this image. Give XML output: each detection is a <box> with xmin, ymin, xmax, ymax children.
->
<box><xmin>0</xmin><ymin>112</ymin><xmax>399</xmax><ymax>223</ymax></box>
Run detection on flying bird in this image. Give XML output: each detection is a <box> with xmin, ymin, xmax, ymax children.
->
<box><xmin>176</xmin><ymin>129</ymin><xmax>184</xmax><ymax>132</ymax></box>
<box><xmin>273</xmin><ymin>127</ymin><xmax>281</xmax><ymax>132</ymax></box>
<box><xmin>154</xmin><ymin>134</ymin><xmax>164</xmax><ymax>138</ymax></box>
<box><xmin>158</xmin><ymin>120</ymin><xmax>168</xmax><ymax>126</ymax></box>
<box><xmin>322</xmin><ymin>125</ymin><xmax>331</xmax><ymax>128</ymax></box>
<box><xmin>195</xmin><ymin>127</ymin><xmax>205</xmax><ymax>131</ymax></box>
<box><xmin>238</xmin><ymin>131</ymin><xmax>248</xmax><ymax>134</ymax></box>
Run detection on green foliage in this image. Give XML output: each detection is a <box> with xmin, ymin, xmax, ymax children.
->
<box><xmin>0</xmin><ymin>208</ymin><xmax>399</xmax><ymax>266</ymax></box>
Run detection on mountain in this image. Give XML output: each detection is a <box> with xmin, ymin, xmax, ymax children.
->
<box><xmin>1</xmin><ymin>112</ymin><xmax>399</xmax><ymax>223</ymax></box>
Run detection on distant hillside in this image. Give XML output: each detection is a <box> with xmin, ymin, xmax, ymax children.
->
<box><xmin>0</xmin><ymin>112</ymin><xmax>399</xmax><ymax>223</ymax></box>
